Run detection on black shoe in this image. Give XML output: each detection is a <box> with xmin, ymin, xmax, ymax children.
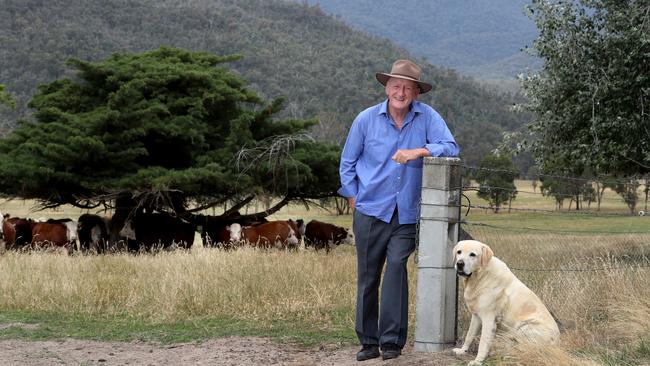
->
<box><xmin>381</xmin><ymin>344</ymin><xmax>402</xmax><ymax>360</ymax></box>
<box><xmin>356</xmin><ymin>344</ymin><xmax>380</xmax><ymax>361</ymax></box>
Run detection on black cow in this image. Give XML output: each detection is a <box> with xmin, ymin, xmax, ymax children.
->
<box><xmin>78</xmin><ymin>213</ymin><xmax>111</xmax><ymax>253</ymax></box>
<box><xmin>120</xmin><ymin>212</ymin><xmax>196</xmax><ymax>252</ymax></box>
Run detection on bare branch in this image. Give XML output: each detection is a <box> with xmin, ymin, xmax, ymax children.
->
<box><xmin>185</xmin><ymin>197</ymin><xmax>230</xmax><ymax>213</ymax></box>
<box><xmin>234</xmin><ymin>133</ymin><xmax>314</xmax><ymax>193</ymax></box>
<box><xmin>223</xmin><ymin>194</ymin><xmax>256</xmax><ymax>216</ymax></box>
<box><xmin>238</xmin><ymin>194</ymin><xmax>294</xmax><ymax>221</ymax></box>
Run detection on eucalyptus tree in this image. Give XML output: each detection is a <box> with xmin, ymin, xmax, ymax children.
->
<box><xmin>539</xmin><ymin>172</ymin><xmax>595</xmax><ymax>211</ymax></box>
<box><xmin>519</xmin><ymin>0</ymin><xmax>650</xmax><ymax>208</ymax></box>
<box><xmin>476</xmin><ymin>154</ymin><xmax>519</xmax><ymax>213</ymax></box>
<box><xmin>0</xmin><ymin>47</ymin><xmax>341</xmax><ymax>225</ymax></box>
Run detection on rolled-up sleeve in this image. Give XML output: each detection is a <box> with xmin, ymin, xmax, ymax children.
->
<box><xmin>424</xmin><ymin>111</ymin><xmax>460</xmax><ymax>157</ymax></box>
<box><xmin>338</xmin><ymin>115</ymin><xmax>365</xmax><ymax>198</ymax></box>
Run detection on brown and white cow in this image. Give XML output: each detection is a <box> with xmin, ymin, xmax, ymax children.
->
<box><xmin>227</xmin><ymin>220</ymin><xmax>300</xmax><ymax>249</ymax></box>
<box><xmin>120</xmin><ymin>212</ymin><xmax>196</xmax><ymax>252</ymax></box>
<box><xmin>287</xmin><ymin>218</ymin><xmax>305</xmax><ymax>242</ymax></box>
<box><xmin>304</xmin><ymin>220</ymin><xmax>354</xmax><ymax>252</ymax></box>
<box><xmin>31</xmin><ymin>218</ymin><xmax>79</xmax><ymax>250</ymax></box>
<box><xmin>193</xmin><ymin>213</ymin><xmax>267</xmax><ymax>248</ymax></box>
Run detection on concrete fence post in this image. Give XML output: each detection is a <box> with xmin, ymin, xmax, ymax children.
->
<box><xmin>414</xmin><ymin>157</ymin><xmax>461</xmax><ymax>352</ymax></box>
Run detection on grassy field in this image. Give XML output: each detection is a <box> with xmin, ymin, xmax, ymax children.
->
<box><xmin>0</xmin><ymin>180</ymin><xmax>649</xmax><ymax>365</ymax></box>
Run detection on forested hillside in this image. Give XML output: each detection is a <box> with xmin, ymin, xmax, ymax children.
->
<box><xmin>302</xmin><ymin>0</ymin><xmax>541</xmax><ymax>80</ymax></box>
<box><xmin>0</xmin><ymin>0</ymin><xmax>525</xmax><ymax>166</ymax></box>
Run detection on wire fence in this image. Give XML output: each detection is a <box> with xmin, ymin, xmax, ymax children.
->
<box><xmin>461</xmin><ymin>221</ymin><xmax>650</xmax><ymax>271</ymax></box>
<box><xmin>454</xmin><ymin>166</ymin><xmax>650</xmax><ymax>338</ymax></box>
<box><xmin>458</xmin><ymin>165</ymin><xmax>650</xmax><ymax>271</ymax></box>
<box><xmin>462</xmin><ymin>164</ymin><xmax>650</xmax><ymax>215</ymax></box>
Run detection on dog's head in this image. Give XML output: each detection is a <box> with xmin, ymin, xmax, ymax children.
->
<box><xmin>453</xmin><ymin>240</ymin><xmax>494</xmax><ymax>277</ymax></box>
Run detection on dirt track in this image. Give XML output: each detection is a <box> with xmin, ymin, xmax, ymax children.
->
<box><xmin>0</xmin><ymin>335</ymin><xmax>468</xmax><ymax>365</ymax></box>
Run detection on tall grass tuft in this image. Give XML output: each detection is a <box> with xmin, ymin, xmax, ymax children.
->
<box><xmin>608</xmin><ymin>295</ymin><xmax>650</xmax><ymax>341</ymax></box>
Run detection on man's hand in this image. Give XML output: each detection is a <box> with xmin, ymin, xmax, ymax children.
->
<box><xmin>391</xmin><ymin>148</ymin><xmax>430</xmax><ymax>164</ymax></box>
<box><xmin>347</xmin><ymin>197</ymin><xmax>356</xmax><ymax>212</ymax></box>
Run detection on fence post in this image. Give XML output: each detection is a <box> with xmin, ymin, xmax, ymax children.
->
<box><xmin>414</xmin><ymin>157</ymin><xmax>461</xmax><ymax>352</ymax></box>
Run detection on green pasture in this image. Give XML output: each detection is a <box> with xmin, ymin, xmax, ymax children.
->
<box><xmin>463</xmin><ymin>179</ymin><xmax>649</xmax><ymax>231</ymax></box>
<box><xmin>0</xmin><ymin>311</ymin><xmax>351</xmax><ymax>346</ymax></box>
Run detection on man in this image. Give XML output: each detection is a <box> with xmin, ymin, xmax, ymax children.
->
<box><xmin>338</xmin><ymin>59</ymin><xmax>459</xmax><ymax>361</ymax></box>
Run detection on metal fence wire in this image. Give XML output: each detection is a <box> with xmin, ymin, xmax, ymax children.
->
<box><xmin>452</xmin><ymin>166</ymin><xmax>650</xmax><ymax>336</ymax></box>
<box><xmin>460</xmin><ymin>221</ymin><xmax>650</xmax><ymax>273</ymax></box>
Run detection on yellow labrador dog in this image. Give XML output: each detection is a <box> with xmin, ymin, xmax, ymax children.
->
<box><xmin>452</xmin><ymin>240</ymin><xmax>559</xmax><ymax>365</ymax></box>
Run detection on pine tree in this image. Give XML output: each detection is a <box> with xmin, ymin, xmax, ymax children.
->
<box><xmin>0</xmin><ymin>47</ymin><xmax>341</xmax><ymax>220</ymax></box>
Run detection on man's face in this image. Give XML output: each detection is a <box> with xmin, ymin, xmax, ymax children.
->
<box><xmin>385</xmin><ymin>78</ymin><xmax>419</xmax><ymax>112</ymax></box>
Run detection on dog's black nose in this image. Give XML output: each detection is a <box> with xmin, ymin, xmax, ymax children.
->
<box><xmin>456</xmin><ymin>260</ymin><xmax>464</xmax><ymax>270</ymax></box>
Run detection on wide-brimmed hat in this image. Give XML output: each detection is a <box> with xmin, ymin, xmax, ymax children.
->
<box><xmin>376</xmin><ymin>59</ymin><xmax>432</xmax><ymax>94</ymax></box>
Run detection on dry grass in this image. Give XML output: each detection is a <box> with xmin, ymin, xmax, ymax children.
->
<box><xmin>487</xmin><ymin>268</ymin><xmax>650</xmax><ymax>365</ymax></box>
<box><xmin>496</xmin><ymin>341</ymin><xmax>601</xmax><ymax>366</ymax></box>
<box><xmin>0</xmin><ymin>247</ymin><xmax>357</xmax><ymax>326</ymax></box>
<box><xmin>609</xmin><ymin>296</ymin><xmax>650</xmax><ymax>343</ymax></box>
<box><xmin>1</xmin><ymin>187</ymin><xmax>649</xmax><ymax>364</ymax></box>
<box><xmin>458</xmin><ymin>226</ymin><xmax>650</xmax><ymax>365</ymax></box>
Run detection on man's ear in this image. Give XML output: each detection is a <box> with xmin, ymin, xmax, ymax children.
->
<box><xmin>481</xmin><ymin>244</ymin><xmax>494</xmax><ymax>267</ymax></box>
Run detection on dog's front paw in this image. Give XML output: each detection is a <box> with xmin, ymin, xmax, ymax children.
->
<box><xmin>452</xmin><ymin>347</ymin><xmax>467</xmax><ymax>356</ymax></box>
<box><xmin>467</xmin><ymin>360</ymin><xmax>483</xmax><ymax>366</ymax></box>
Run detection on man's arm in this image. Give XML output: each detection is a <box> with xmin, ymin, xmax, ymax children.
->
<box><xmin>338</xmin><ymin>115</ymin><xmax>365</xmax><ymax>207</ymax></box>
<box><xmin>391</xmin><ymin>148</ymin><xmax>431</xmax><ymax>164</ymax></box>
<box><xmin>424</xmin><ymin>110</ymin><xmax>460</xmax><ymax>157</ymax></box>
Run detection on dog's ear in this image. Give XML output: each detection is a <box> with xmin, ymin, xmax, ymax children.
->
<box><xmin>480</xmin><ymin>244</ymin><xmax>494</xmax><ymax>267</ymax></box>
<box><xmin>452</xmin><ymin>242</ymin><xmax>460</xmax><ymax>262</ymax></box>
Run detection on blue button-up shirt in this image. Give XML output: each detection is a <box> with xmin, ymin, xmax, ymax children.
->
<box><xmin>338</xmin><ymin>100</ymin><xmax>459</xmax><ymax>224</ymax></box>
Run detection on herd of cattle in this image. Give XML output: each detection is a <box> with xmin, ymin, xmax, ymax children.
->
<box><xmin>0</xmin><ymin>210</ymin><xmax>354</xmax><ymax>253</ymax></box>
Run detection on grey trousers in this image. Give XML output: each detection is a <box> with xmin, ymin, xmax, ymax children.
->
<box><xmin>353</xmin><ymin>209</ymin><xmax>416</xmax><ymax>348</ymax></box>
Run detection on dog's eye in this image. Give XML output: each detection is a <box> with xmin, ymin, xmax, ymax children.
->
<box><xmin>456</xmin><ymin>250</ymin><xmax>462</xmax><ymax>255</ymax></box>
<box><xmin>469</xmin><ymin>252</ymin><xmax>477</xmax><ymax>257</ymax></box>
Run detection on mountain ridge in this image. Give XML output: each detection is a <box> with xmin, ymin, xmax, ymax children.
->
<box><xmin>0</xmin><ymin>0</ymin><xmax>526</xmax><ymax>166</ymax></box>
<box><xmin>302</xmin><ymin>0</ymin><xmax>541</xmax><ymax>80</ymax></box>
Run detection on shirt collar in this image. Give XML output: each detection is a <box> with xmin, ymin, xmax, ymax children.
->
<box><xmin>378</xmin><ymin>100</ymin><xmax>423</xmax><ymax>118</ymax></box>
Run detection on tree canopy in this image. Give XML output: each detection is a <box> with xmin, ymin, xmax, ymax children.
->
<box><xmin>0</xmin><ymin>47</ymin><xmax>341</xmax><ymax>216</ymax></box>
<box><xmin>0</xmin><ymin>84</ymin><xmax>15</xmax><ymax>109</ymax></box>
<box><xmin>520</xmin><ymin>0</ymin><xmax>650</xmax><ymax>178</ymax></box>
